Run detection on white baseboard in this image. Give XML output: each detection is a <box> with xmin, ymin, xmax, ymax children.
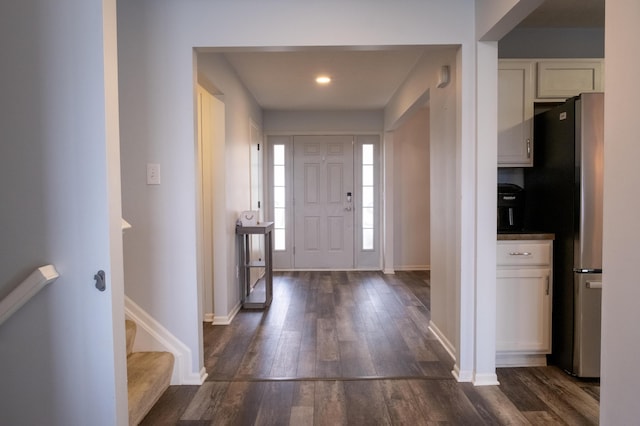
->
<box><xmin>125</xmin><ymin>296</ymin><xmax>206</xmax><ymax>386</ymax></box>
<box><xmin>393</xmin><ymin>265</ymin><xmax>431</xmax><ymax>271</ymax></box>
<box><xmin>452</xmin><ymin>365</ymin><xmax>474</xmax><ymax>382</ymax></box>
<box><xmin>473</xmin><ymin>373</ymin><xmax>500</xmax><ymax>386</ymax></box>
<box><xmin>212</xmin><ymin>302</ymin><xmax>241</xmax><ymax>325</ymax></box>
<box><xmin>203</xmin><ymin>313</ymin><xmax>215</xmax><ymax>323</ymax></box>
<box><xmin>428</xmin><ymin>320</ymin><xmax>471</xmax><ymax>381</ymax></box>
<box><xmin>428</xmin><ymin>320</ymin><xmax>456</xmax><ymax>362</ymax></box>
<box><xmin>383</xmin><ymin>268</ymin><xmax>395</xmax><ymax>275</ymax></box>
<box><xmin>496</xmin><ymin>352</ymin><xmax>548</xmax><ymax>368</ymax></box>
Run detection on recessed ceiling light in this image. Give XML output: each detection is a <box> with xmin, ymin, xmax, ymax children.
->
<box><xmin>315</xmin><ymin>76</ymin><xmax>331</xmax><ymax>84</ymax></box>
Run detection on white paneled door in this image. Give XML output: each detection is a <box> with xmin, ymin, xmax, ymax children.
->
<box><xmin>293</xmin><ymin>135</ymin><xmax>354</xmax><ymax>268</ymax></box>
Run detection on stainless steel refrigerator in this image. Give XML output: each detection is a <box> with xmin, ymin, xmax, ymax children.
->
<box><xmin>524</xmin><ymin>92</ymin><xmax>603</xmax><ymax>378</ymax></box>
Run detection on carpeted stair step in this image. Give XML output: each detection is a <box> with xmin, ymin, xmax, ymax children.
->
<box><xmin>125</xmin><ymin>319</ymin><xmax>136</xmax><ymax>356</ymax></box>
<box><xmin>125</xmin><ymin>319</ymin><xmax>174</xmax><ymax>425</ymax></box>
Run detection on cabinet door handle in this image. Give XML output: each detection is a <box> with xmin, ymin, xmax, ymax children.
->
<box><xmin>509</xmin><ymin>252</ymin><xmax>532</xmax><ymax>256</ymax></box>
<box><xmin>526</xmin><ymin>139</ymin><xmax>531</xmax><ymax>158</ymax></box>
<box><xmin>546</xmin><ymin>277</ymin><xmax>550</xmax><ymax>295</ymax></box>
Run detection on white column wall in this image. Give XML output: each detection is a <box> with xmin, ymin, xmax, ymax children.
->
<box><xmin>197</xmin><ymin>53</ymin><xmax>263</xmax><ymax>318</ymax></box>
<box><xmin>0</xmin><ymin>0</ymin><xmax>127</xmax><ymax>423</ymax></box>
<box><xmin>600</xmin><ymin>1</ymin><xmax>640</xmax><ymax>423</ymax></box>
<box><xmin>116</xmin><ymin>0</ymin><xmax>533</xmax><ymax>384</ymax></box>
<box><xmin>473</xmin><ymin>41</ymin><xmax>499</xmax><ymax>385</ymax></box>
<box><xmin>383</xmin><ymin>131</ymin><xmax>395</xmax><ymax>274</ymax></box>
<box><xmin>117</xmin><ymin>0</ymin><xmax>478</xmax><ymax>380</ymax></box>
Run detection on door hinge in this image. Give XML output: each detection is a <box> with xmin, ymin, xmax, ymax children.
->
<box><xmin>258</xmin><ymin>201</ymin><xmax>261</xmax><ymax>209</ymax></box>
<box><xmin>257</xmin><ymin>143</ymin><xmax>260</xmax><ymax>151</ymax></box>
<box><xmin>293</xmin><ymin>246</ymin><xmax>295</xmax><ymax>255</ymax></box>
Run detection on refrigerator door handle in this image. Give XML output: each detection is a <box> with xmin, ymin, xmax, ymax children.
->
<box><xmin>586</xmin><ymin>281</ymin><xmax>602</xmax><ymax>289</ymax></box>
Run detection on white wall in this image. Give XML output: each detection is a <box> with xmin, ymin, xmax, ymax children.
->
<box><xmin>198</xmin><ymin>53</ymin><xmax>263</xmax><ymax>318</ymax></box>
<box><xmin>476</xmin><ymin>0</ymin><xmax>543</xmax><ymax>40</ymax></box>
<box><xmin>116</xmin><ymin>0</ymin><xmax>479</xmax><ymax>380</ymax></box>
<box><xmin>392</xmin><ymin>107</ymin><xmax>431</xmax><ymax>270</ymax></box>
<box><xmin>0</xmin><ymin>0</ymin><xmax>127</xmax><ymax>424</ymax></box>
<box><xmin>116</xmin><ymin>0</ymin><xmax>529</xmax><ymax>384</ymax></box>
<box><xmin>264</xmin><ymin>110</ymin><xmax>383</xmax><ymax>134</ymax></box>
<box><xmin>600</xmin><ymin>1</ymin><xmax>640</xmax><ymax>423</ymax></box>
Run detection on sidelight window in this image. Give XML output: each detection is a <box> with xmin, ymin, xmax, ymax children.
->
<box><xmin>273</xmin><ymin>144</ymin><xmax>286</xmax><ymax>251</ymax></box>
<box><xmin>362</xmin><ymin>144</ymin><xmax>375</xmax><ymax>250</ymax></box>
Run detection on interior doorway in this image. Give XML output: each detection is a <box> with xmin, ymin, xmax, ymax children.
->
<box><xmin>196</xmin><ymin>85</ymin><xmax>225</xmax><ymax>321</ymax></box>
<box><xmin>249</xmin><ymin>120</ymin><xmax>265</xmax><ymax>286</ymax></box>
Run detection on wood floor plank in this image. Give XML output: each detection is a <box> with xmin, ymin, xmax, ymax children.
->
<box><xmin>270</xmin><ymin>330</ymin><xmax>302</xmax><ymax>377</ymax></box>
<box><xmin>526</xmin><ymin>367</ymin><xmax>600</xmax><ymax>424</ymax></box>
<box><xmin>140</xmin><ymin>385</ymin><xmax>200</xmax><ymax>425</ymax></box>
<box><xmin>289</xmin><ymin>406</ymin><xmax>313</xmax><ymax>426</ymax></box>
<box><xmin>314</xmin><ymin>381</ymin><xmax>347</xmax><ymax>426</ymax></box>
<box><xmin>394</xmin><ymin>316</ymin><xmax>439</xmax><ymax>362</ymax></box>
<box><xmin>254</xmin><ymin>381</ymin><xmax>294</xmax><ymax>426</ymax></box>
<box><xmin>235</xmin><ymin>328</ymin><xmax>279</xmax><ymax>378</ymax></box>
<box><xmin>343</xmin><ymin>380</ymin><xmax>393</xmax><ymax>425</ymax></box>
<box><xmin>334</xmin><ymin>306</ymin><xmax>361</xmax><ymax>342</ymax></box>
<box><xmin>180</xmin><ymin>381</ymin><xmax>229</xmax><ymax>420</ymax></box>
<box><xmin>409</xmin><ymin>379</ymin><xmax>486</xmax><ymax>424</ymax></box>
<box><xmin>144</xmin><ymin>271</ymin><xmax>599</xmax><ymax>425</ymax></box>
<box><xmin>496</xmin><ymin>367</ymin><xmax>549</xmax><ymax>412</ymax></box>
<box><xmin>338</xmin><ymin>339</ymin><xmax>377</xmax><ymax>377</ymax></box>
<box><xmin>461</xmin><ymin>382</ymin><xmax>533</xmax><ymax>425</ymax></box>
<box><xmin>523</xmin><ymin>410</ymin><xmax>567</xmax><ymax>425</ymax></box>
<box><xmin>292</xmin><ymin>382</ymin><xmax>315</xmax><ymax>408</ymax></box>
<box><xmin>380</xmin><ymin>379</ymin><xmax>429</xmax><ymax>424</ymax></box>
<box><xmin>212</xmin><ymin>381</ymin><xmax>267</xmax><ymax>425</ymax></box>
<box><xmin>316</xmin><ymin>318</ymin><xmax>339</xmax><ymax>362</ymax></box>
<box><xmin>511</xmin><ymin>367</ymin><xmax>598</xmax><ymax>425</ymax></box>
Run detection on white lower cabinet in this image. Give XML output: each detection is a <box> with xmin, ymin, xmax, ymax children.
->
<box><xmin>496</xmin><ymin>239</ymin><xmax>553</xmax><ymax>367</ymax></box>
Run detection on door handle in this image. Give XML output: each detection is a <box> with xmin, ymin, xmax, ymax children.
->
<box><xmin>509</xmin><ymin>252</ymin><xmax>531</xmax><ymax>256</ymax></box>
<box><xmin>586</xmin><ymin>281</ymin><xmax>602</xmax><ymax>289</ymax></box>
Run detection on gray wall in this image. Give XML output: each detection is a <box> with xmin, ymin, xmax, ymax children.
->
<box><xmin>499</xmin><ymin>27</ymin><xmax>604</xmax><ymax>58</ymax></box>
<box><xmin>393</xmin><ymin>107</ymin><xmax>430</xmax><ymax>270</ymax></box>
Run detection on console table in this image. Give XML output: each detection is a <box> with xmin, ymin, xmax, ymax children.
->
<box><xmin>236</xmin><ymin>222</ymin><xmax>273</xmax><ymax>309</ymax></box>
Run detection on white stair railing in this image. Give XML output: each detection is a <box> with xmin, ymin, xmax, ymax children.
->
<box><xmin>0</xmin><ymin>265</ymin><xmax>59</xmax><ymax>326</ymax></box>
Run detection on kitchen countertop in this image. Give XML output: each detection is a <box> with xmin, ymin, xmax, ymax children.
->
<box><xmin>497</xmin><ymin>232</ymin><xmax>555</xmax><ymax>241</ymax></box>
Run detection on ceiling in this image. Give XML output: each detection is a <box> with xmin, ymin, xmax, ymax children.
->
<box><xmin>212</xmin><ymin>0</ymin><xmax>604</xmax><ymax>111</ymax></box>
<box><xmin>518</xmin><ymin>0</ymin><xmax>604</xmax><ymax>28</ymax></box>
<box><xmin>222</xmin><ymin>46</ymin><xmax>443</xmax><ymax>110</ymax></box>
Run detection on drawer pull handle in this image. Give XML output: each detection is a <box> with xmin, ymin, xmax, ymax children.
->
<box><xmin>509</xmin><ymin>252</ymin><xmax>532</xmax><ymax>256</ymax></box>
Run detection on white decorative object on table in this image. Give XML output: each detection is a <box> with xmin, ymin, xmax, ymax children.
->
<box><xmin>239</xmin><ymin>211</ymin><xmax>259</xmax><ymax>227</ymax></box>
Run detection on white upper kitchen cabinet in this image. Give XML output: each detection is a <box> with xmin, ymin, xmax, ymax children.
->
<box><xmin>536</xmin><ymin>60</ymin><xmax>603</xmax><ymax>100</ymax></box>
<box><xmin>498</xmin><ymin>58</ymin><xmax>604</xmax><ymax>167</ymax></box>
<box><xmin>498</xmin><ymin>60</ymin><xmax>535</xmax><ymax>167</ymax></box>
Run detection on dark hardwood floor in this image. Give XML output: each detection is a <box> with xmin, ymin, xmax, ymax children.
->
<box><xmin>141</xmin><ymin>271</ymin><xmax>600</xmax><ymax>425</ymax></box>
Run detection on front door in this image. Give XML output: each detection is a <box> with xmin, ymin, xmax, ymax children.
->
<box><xmin>293</xmin><ymin>135</ymin><xmax>354</xmax><ymax>268</ymax></box>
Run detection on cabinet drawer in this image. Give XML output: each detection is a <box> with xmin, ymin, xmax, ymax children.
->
<box><xmin>497</xmin><ymin>241</ymin><xmax>551</xmax><ymax>266</ymax></box>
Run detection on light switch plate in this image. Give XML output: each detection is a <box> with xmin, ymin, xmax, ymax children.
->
<box><xmin>147</xmin><ymin>163</ymin><xmax>161</xmax><ymax>185</ymax></box>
